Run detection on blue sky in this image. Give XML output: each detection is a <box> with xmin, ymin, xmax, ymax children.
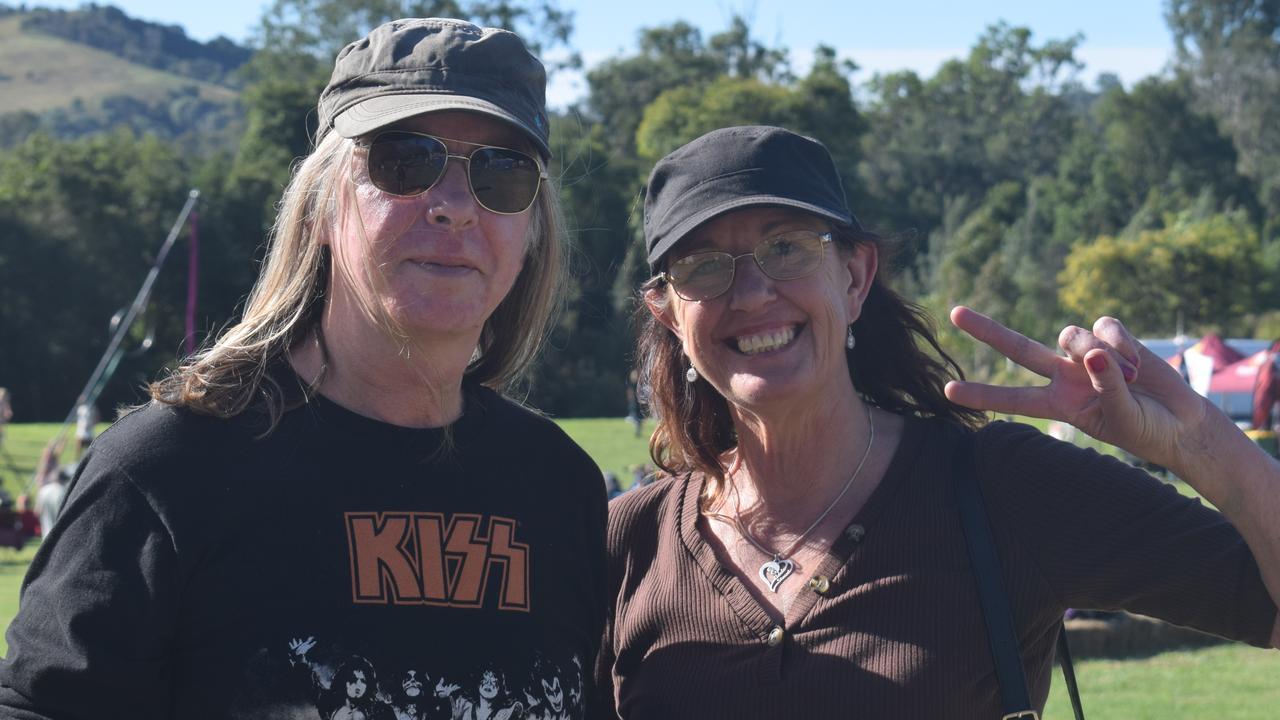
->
<box><xmin>39</xmin><ymin>1</ymin><xmax>1176</xmax><ymax>105</ymax></box>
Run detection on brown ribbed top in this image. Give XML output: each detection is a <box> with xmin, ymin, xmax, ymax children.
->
<box><xmin>595</xmin><ymin>418</ymin><xmax>1276</xmax><ymax>719</ymax></box>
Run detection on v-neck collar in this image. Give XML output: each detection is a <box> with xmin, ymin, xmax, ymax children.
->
<box><xmin>676</xmin><ymin>414</ymin><xmax>925</xmax><ymax>634</ymax></box>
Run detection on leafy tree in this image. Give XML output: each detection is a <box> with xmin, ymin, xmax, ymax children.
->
<box><xmin>859</xmin><ymin>24</ymin><xmax>1082</xmax><ymax>233</ymax></box>
<box><xmin>255</xmin><ymin>0</ymin><xmax>577</xmax><ymax>68</ymax></box>
<box><xmin>1058</xmin><ymin>210</ymin><xmax>1270</xmax><ymax>335</ymax></box>
<box><xmin>1093</xmin><ymin>75</ymin><xmax>1253</xmax><ymax>217</ymax></box>
<box><xmin>0</xmin><ymin>130</ymin><xmax>198</xmax><ymax>418</ymax></box>
<box><xmin>1167</xmin><ymin>0</ymin><xmax>1280</xmax><ymax>224</ymax></box>
<box><xmin>584</xmin><ymin>18</ymin><xmax>791</xmax><ymax>155</ymax></box>
<box><xmin>525</xmin><ymin>116</ymin><xmax>642</xmax><ymax>414</ymax></box>
<box><xmin>634</xmin><ymin>46</ymin><xmax>862</xmax><ymax>165</ymax></box>
<box><xmin>935</xmin><ymin>181</ymin><xmax>1025</xmax><ymax>314</ymax></box>
<box><xmin>636</xmin><ymin>78</ymin><xmax>792</xmax><ymax>161</ymax></box>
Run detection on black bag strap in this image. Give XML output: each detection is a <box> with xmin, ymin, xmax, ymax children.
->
<box><xmin>954</xmin><ymin>433</ymin><xmax>1085</xmax><ymax>720</ymax></box>
<box><xmin>1057</xmin><ymin>620</ymin><xmax>1086</xmax><ymax>720</ymax></box>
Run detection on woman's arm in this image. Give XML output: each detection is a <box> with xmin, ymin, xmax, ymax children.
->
<box><xmin>945</xmin><ymin>306</ymin><xmax>1280</xmax><ymax>647</ymax></box>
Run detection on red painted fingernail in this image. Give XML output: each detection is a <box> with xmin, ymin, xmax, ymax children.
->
<box><xmin>1086</xmin><ymin>355</ymin><xmax>1107</xmax><ymax>373</ymax></box>
<box><xmin>1120</xmin><ymin>363</ymin><xmax>1136</xmax><ymax>382</ymax></box>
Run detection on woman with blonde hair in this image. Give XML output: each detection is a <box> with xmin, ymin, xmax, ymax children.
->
<box><xmin>1</xmin><ymin>19</ymin><xmax>605</xmax><ymax>719</ymax></box>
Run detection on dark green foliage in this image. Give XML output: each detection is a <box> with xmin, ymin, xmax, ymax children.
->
<box><xmin>526</xmin><ymin>116</ymin><xmax>644</xmax><ymax>414</ymax></box>
<box><xmin>1167</xmin><ymin>0</ymin><xmax>1280</xmax><ymax>220</ymax></box>
<box><xmin>20</xmin><ymin>86</ymin><xmax>244</xmax><ymax>151</ymax></box>
<box><xmin>0</xmin><ymin>130</ymin><xmax>197</xmax><ymax>419</ymax></box>
<box><xmin>584</xmin><ymin>19</ymin><xmax>790</xmax><ymax>154</ymax></box>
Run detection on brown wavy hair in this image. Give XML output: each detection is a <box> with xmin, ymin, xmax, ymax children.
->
<box><xmin>636</xmin><ymin>225</ymin><xmax>986</xmax><ymax>509</ymax></box>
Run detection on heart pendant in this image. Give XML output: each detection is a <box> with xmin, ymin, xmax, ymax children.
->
<box><xmin>758</xmin><ymin>558</ymin><xmax>794</xmax><ymax>593</ymax></box>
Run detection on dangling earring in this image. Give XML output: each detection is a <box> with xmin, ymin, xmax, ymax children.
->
<box><xmin>846</xmin><ymin>326</ymin><xmax>856</xmax><ymax>350</ymax></box>
<box><xmin>686</xmin><ymin>363</ymin><xmax>699</xmax><ymax>383</ymax></box>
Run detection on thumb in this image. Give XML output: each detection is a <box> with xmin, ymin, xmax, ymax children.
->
<box><xmin>1083</xmin><ymin>349</ymin><xmax>1134</xmax><ymax>413</ymax></box>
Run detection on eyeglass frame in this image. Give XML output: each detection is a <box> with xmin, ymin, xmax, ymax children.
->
<box><xmin>353</xmin><ymin>131</ymin><xmax>549</xmax><ymax>215</ymax></box>
<box><xmin>648</xmin><ymin>230</ymin><xmax>835</xmax><ymax>301</ymax></box>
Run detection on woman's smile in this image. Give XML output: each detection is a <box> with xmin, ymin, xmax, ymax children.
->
<box><xmin>730</xmin><ymin>323</ymin><xmax>802</xmax><ymax>356</ymax></box>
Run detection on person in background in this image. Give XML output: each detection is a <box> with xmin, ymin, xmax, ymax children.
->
<box><xmin>597</xmin><ymin>125</ymin><xmax>1280</xmax><ymax>718</ymax></box>
<box><xmin>29</xmin><ymin>440</ymin><xmax>68</xmax><ymax>538</ymax></box>
<box><xmin>73</xmin><ymin>401</ymin><xmax>99</xmax><ymax>460</ymax></box>
<box><xmin>0</xmin><ymin>389</ymin><xmax>12</xmax><ymax>449</ymax></box>
<box><xmin>1251</xmin><ymin>339</ymin><xmax>1280</xmax><ymax>431</ymax></box>
<box><xmin>1</xmin><ymin>18</ymin><xmax>605</xmax><ymax>720</ymax></box>
<box><xmin>604</xmin><ymin>472</ymin><xmax>624</xmax><ymax>500</ymax></box>
<box><xmin>625</xmin><ymin>368</ymin><xmax>643</xmax><ymax>437</ymax></box>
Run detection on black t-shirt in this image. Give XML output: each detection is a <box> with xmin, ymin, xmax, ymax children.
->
<box><xmin>0</xmin><ymin>379</ymin><xmax>606</xmax><ymax>720</ymax></box>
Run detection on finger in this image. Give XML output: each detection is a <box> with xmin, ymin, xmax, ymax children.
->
<box><xmin>1127</xmin><ymin>331</ymin><xmax>1188</xmax><ymax>387</ymax></box>
<box><xmin>1059</xmin><ymin>325</ymin><xmax>1138</xmax><ymax>383</ymax></box>
<box><xmin>950</xmin><ymin>306</ymin><xmax>1059</xmax><ymax>379</ymax></box>
<box><xmin>1091</xmin><ymin>316</ymin><xmax>1142</xmax><ymax>369</ymax></box>
<box><xmin>945</xmin><ymin>380</ymin><xmax>1056</xmax><ymax>419</ymax></box>
<box><xmin>1082</xmin><ymin>349</ymin><xmax>1139</xmax><ymax>421</ymax></box>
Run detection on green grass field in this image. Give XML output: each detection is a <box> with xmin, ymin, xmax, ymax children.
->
<box><xmin>0</xmin><ymin>544</ymin><xmax>36</xmax><ymax>657</ymax></box>
<box><xmin>557</xmin><ymin>417</ymin><xmax>655</xmax><ymax>487</ymax></box>
<box><xmin>1041</xmin><ymin>643</ymin><xmax>1280</xmax><ymax>719</ymax></box>
<box><xmin>0</xmin><ymin>419</ymin><xmax>1274</xmax><ymax>715</ymax></box>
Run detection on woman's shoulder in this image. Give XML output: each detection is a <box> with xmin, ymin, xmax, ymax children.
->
<box><xmin>472</xmin><ymin>387</ymin><xmax>587</xmax><ymax>452</ymax></box>
<box><xmin>971</xmin><ymin>418</ymin><xmax>1110</xmax><ymax>474</ymax></box>
<box><xmin>468</xmin><ymin>388</ymin><xmax>602</xmax><ymax>499</ymax></box>
<box><xmin>61</xmin><ymin>401</ymin><xmax>261</xmax><ymax>522</ymax></box>
<box><xmin>966</xmin><ymin>418</ymin><xmax>1187</xmax><ymax>518</ymax></box>
<box><xmin>913</xmin><ymin>415</ymin><xmax>1069</xmax><ymax>465</ymax></box>
<box><xmin>606</xmin><ymin>475</ymin><xmax>683</xmax><ymax>544</ymax></box>
<box><xmin>89</xmin><ymin>401</ymin><xmax>248</xmax><ymax>469</ymax></box>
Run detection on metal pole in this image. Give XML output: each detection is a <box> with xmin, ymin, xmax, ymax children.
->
<box><xmin>49</xmin><ymin>189</ymin><xmax>201</xmax><ymax>447</ymax></box>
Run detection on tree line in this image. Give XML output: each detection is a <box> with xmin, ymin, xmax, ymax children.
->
<box><xmin>1</xmin><ymin>0</ymin><xmax>1278</xmax><ymax>421</ymax></box>
<box><xmin>14</xmin><ymin>3</ymin><xmax>252</xmax><ymax>85</ymax></box>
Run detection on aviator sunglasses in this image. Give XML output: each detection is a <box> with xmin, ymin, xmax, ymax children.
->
<box><xmin>656</xmin><ymin>230</ymin><xmax>834</xmax><ymax>301</ymax></box>
<box><xmin>359</xmin><ymin>131</ymin><xmax>548</xmax><ymax>215</ymax></box>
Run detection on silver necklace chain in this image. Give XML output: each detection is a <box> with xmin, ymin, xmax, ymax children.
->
<box><xmin>724</xmin><ymin>403</ymin><xmax>875</xmax><ymax>592</ymax></box>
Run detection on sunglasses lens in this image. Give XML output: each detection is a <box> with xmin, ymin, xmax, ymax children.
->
<box><xmin>758</xmin><ymin>231</ymin><xmax>826</xmax><ymax>279</ymax></box>
<box><xmin>668</xmin><ymin>253</ymin><xmax>734</xmax><ymax>301</ymax></box>
<box><xmin>469</xmin><ymin>147</ymin><xmax>542</xmax><ymax>213</ymax></box>
<box><xmin>366</xmin><ymin>132</ymin><xmax>448</xmax><ymax>196</ymax></box>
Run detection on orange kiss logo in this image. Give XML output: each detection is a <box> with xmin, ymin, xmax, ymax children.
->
<box><xmin>345</xmin><ymin>512</ymin><xmax>530</xmax><ymax>611</ymax></box>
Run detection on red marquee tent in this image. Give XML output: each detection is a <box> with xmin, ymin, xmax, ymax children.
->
<box><xmin>1209</xmin><ymin>349</ymin><xmax>1271</xmax><ymax>393</ymax></box>
<box><xmin>1167</xmin><ymin>334</ymin><xmax>1245</xmax><ymax>371</ymax></box>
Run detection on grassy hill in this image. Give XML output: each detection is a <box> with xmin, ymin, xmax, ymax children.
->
<box><xmin>0</xmin><ymin>15</ymin><xmax>238</xmax><ymax>116</ymax></box>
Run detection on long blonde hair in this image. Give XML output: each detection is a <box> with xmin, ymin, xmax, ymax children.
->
<box><xmin>150</xmin><ymin>129</ymin><xmax>567</xmax><ymax>431</ymax></box>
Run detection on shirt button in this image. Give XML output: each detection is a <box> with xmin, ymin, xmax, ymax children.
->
<box><xmin>808</xmin><ymin>575</ymin><xmax>831</xmax><ymax>594</ymax></box>
<box><xmin>767</xmin><ymin>626</ymin><xmax>785</xmax><ymax>646</ymax></box>
<box><xmin>845</xmin><ymin>523</ymin><xmax>866</xmax><ymax>543</ymax></box>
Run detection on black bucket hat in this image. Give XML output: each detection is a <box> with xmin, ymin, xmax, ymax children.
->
<box><xmin>318</xmin><ymin>18</ymin><xmax>551</xmax><ymax>159</ymax></box>
<box><xmin>644</xmin><ymin>126</ymin><xmax>861</xmax><ymax>268</ymax></box>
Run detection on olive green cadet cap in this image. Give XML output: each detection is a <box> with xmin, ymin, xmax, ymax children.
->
<box><xmin>318</xmin><ymin>18</ymin><xmax>552</xmax><ymax>160</ymax></box>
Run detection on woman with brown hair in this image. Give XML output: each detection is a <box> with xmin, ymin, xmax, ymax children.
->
<box><xmin>597</xmin><ymin>125</ymin><xmax>1280</xmax><ymax>718</ymax></box>
<box><xmin>1</xmin><ymin>19</ymin><xmax>604</xmax><ymax>720</ymax></box>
